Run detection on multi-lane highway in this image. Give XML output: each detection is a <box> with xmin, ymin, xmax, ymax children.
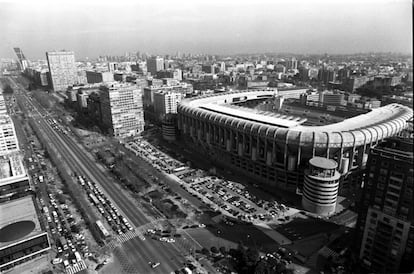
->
<box><xmin>9</xmin><ymin>77</ymin><xmax>198</xmax><ymax>274</ymax></box>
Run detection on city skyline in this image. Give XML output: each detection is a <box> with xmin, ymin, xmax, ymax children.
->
<box><xmin>0</xmin><ymin>0</ymin><xmax>412</xmax><ymax>60</ymax></box>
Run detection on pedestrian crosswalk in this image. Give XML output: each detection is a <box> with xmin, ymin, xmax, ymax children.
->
<box><xmin>106</xmin><ymin>229</ymin><xmax>146</xmax><ymax>251</ymax></box>
<box><xmin>65</xmin><ymin>260</ymin><xmax>87</xmax><ymax>274</ymax></box>
<box><xmin>118</xmin><ymin>229</ymin><xmax>146</xmax><ymax>243</ymax></box>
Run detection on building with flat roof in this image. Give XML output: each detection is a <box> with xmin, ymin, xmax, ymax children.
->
<box><xmin>147</xmin><ymin>56</ymin><xmax>164</xmax><ymax>76</ymax></box>
<box><xmin>0</xmin><ymin>196</ymin><xmax>50</xmax><ymax>272</ymax></box>
<box><xmin>46</xmin><ymin>51</ymin><xmax>77</xmax><ymax>92</ymax></box>
<box><xmin>0</xmin><ymin>95</ymin><xmax>7</xmax><ymax>115</ymax></box>
<box><xmin>100</xmin><ymin>83</ymin><xmax>144</xmax><ymax>140</ymax></box>
<box><xmin>153</xmin><ymin>91</ymin><xmax>183</xmax><ymax>121</ymax></box>
<box><xmin>86</xmin><ymin>70</ymin><xmax>114</xmax><ymax>84</ymax></box>
<box><xmin>357</xmin><ymin>137</ymin><xmax>414</xmax><ymax>273</ymax></box>
<box><xmin>143</xmin><ymin>83</ymin><xmax>193</xmax><ymax>107</ymax></box>
<box><xmin>0</xmin><ymin>114</ymin><xmax>19</xmax><ymax>155</ymax></box>
<box><xmin>0</xmin><ymin>153</ymin><xmax>30</xmax><ymax>203</ymax></box>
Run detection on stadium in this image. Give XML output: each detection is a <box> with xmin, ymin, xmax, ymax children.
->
<box><xmin>177</xmin><ymin>89</ymin><xmax>413</xmax><ymax>194</ymax></box>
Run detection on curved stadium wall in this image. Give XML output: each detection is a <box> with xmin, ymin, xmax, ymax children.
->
<box><xmin>177</xmin><ymin>90</ymin><xmax>413</xmax><ymax>193</ymax></box>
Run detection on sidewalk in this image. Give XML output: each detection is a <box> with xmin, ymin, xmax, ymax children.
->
<box><xmin>255</xmin><ymin>222</ymin><xmax>292</xmax><ymax>245</ymax></box>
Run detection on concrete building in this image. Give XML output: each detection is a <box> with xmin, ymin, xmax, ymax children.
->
<box><xmin>0</xmin><ymin>95</ymin><xmax>7</xmax><ymax>115</ymax></box>
<box><xmin>0</xmin><ymin>196</ymin><xmax>51</xmax><ymax>272</ymax></box>
<box><xmin>0</xmin><ymin>153</ymin><xmax>30</xmax><ymax>203</ymax></box>
<box><xmin>153</xmin><ymin>91</ymin><xmax>183</xmax><ymax>120</ymax></box>
<box><xmin>147</xmin><ymin>56</ymin><xmax>164</xmax><ymax>76</ymax></box>
<box><xmin>46</xmin><ymin>51</ymin><xmax>78</xmax><ymax>92</ymax></box>
<box><xmin>86</xmin><ymin>71</ymin><xmax>114</xmax><ymax>84</ymax></box>
<box><xmin>100</xmin><ymin>83</ymin><xmax>144</xmax><ymax>140</ymax></box>
<box><xmin>173</xmin><ymin>69</ymin><xmax>183</xmax><ymax>81</ymax></box>
<box><xmin>302</xmin><ymin>157</ymin><xmax>340</xmax><ymax>216</ymax></box>
<box><xmin>322</xmin><ymin>92</ymin><xmax>346</xmax><ymax>106</ymax></box>
<box><xmin>108</xmin><ymin>62</ymin><xmax>118</xmax><ymax>72</ymax></box>
<box><xmin>0</xmin><ymin>115</ymin><xmax>19</xmax><ymax>155</ymax></box>
<box><xmin>143</xmin><ymin>83</ymin><xmax>192</xmax><ymax>108</ymax></box>
<box><xmin>24</xmin><ymin>68</ymin><xmax>49</xmax><ymax>87</ymax></box>
<box><xmin>357</xmin><ymin>137</ymin><xmax>413</xmax><ymax>273</ymax></box>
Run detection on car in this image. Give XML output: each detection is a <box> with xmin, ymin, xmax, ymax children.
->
<box><xmin>52</xmin><ymin>258</ymin><xmax>62</xmax><ymax>265</ymax></box>
<box><xmin>151</xmin><ymin>262</ymin><xmax>160</xmax><ymax>268</ymax></box>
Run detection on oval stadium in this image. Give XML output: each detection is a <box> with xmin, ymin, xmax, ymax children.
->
<box><xmin>177</xmin><ymin>89</ymin><xmax>413</xmax><ymax>194</ymax></box>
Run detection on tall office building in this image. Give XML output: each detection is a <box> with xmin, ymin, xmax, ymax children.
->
<box><xmin>357</xmin><ymin>137</ymin><xmax>414</xmax><ymax>273</ymax></box>
<box><xmin>287</xmin><ymin>57</ymin><xmax>298</xmax><ymax>70</ymax></box>
<box><xmin>0</xmin><ymin>115</ymin><xmax>19</xmax><ymax>155</ymax></box>
<box><xmin>13</xmin><ymin>48</ymin><xmax>28</xmax><ymax>71</ymax></box>
<box><xmin>100</xmin><ymin>83</ymin><xmax>144</xmax><ymax>140</ymax></box>
<box><xmin>46</xmin><ymin>51</ymin><xmax>78</xmax><ymax>91</ymax></box>
<box><xmin>153</xmin><ymin>91</ymin><xmax>183</xmax><ymax>121</ymax></box>
<box><xmin>0</xmin><ymin>95</ymin><xmax>7</xmax><ymax>115</ymax></box>
<box><xmin>147</xmin><ymin>56</ymin><xmax>164</xmax><ymax>76</ymax></box>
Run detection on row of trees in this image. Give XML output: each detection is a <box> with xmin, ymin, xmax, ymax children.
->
<box><xmin>199</xmin><ymin>243</ymin><xmax>294</xmax><ymax>274</ymax></box>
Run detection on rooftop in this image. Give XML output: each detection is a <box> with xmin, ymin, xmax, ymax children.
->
<box><xmin>0</xmin><ymin>153</ymin><xmax>27</xmax><ymax>186</ymax></box>
<box><xmin>0</xmin><ymin>114</ymin><xmax>13</xmax><ymax>125</ymax></box>
<box><xmin>201</xmin><ymin>103</ymin><xmax>306</xmax><ymax>128</ymax></box>
<box><xmin>0</xmin><ymin>196</ymin><xmax>43</xmax><ymax>249</ymax></box>
<box><xmin>309</xmin><ymin>157</ymin><xmax>338</xmax><ymax>170</ymax></box>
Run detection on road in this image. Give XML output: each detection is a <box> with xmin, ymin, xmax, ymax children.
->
<box><xmin>9</xmin><ymin>77</ymin><xmax>195</xmax><ymax>274</ymax></box>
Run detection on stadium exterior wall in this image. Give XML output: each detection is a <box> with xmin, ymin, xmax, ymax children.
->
<box><xmin>177</xmin><ymin>90</ymin><xmax>413</xmax><ymax>192</ymax></box>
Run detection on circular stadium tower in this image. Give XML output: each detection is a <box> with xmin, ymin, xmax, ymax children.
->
<box><xmin>302</xmin><ymin>157</ymin><xmax>340</xmax><ymax>216</ymax></box>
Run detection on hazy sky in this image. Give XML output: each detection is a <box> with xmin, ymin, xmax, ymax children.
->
<box><xmin>0</xmin><ymin>0</ymin><xmax>412</xmax><ymax>60</ymax></box>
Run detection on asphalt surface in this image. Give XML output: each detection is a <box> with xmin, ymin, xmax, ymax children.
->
<box><xmin>9</xmin><ymin>77</ymin><xmax>190</xmax><ymax>274</ymax></box>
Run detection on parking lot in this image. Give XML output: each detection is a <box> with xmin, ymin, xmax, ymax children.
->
<box><xmin>125</xmin><ymin>139</ymin><xmax>298</xmax><ymax>226</ymax></box>
<box><xmin>126</xmin><ymin>139</ymin><xmax>186</xmax><ymax>174</ymax></box>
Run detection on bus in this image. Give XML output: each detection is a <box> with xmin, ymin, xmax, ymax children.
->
<box><xmin>74</xmin><ymin>251</ymin><xmax>82</xmax><ymax>262</ymax></box>
<box><xmin>96</xmin><ymin>220</ymin><xmax>110</xmax><ymax>238</ymax></box>
<box><xmin>89</xmin><ymin>193</ymin><xmax>99</xmax><ymax>205</ymax></box>
<box><xmin>60</xmin><ymin>236</ymin><xmax>68</xmax><ymax>250</ymax></box>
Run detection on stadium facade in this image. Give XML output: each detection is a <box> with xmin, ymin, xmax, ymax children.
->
<box><xmin>177</xmin><ymin>90</ymin><xmax>413</xmax><ymax>194</ymax></box>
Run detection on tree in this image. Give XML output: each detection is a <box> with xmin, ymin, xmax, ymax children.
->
<box><xmin>210</xmin><ymin>246</ymin><xmax>219</xmax><ymax>254</ymax></box>
<box><xmin>219</xmin><ymin>246</ymin><xmax>227</xmax><ymax>255</ymax></box>
<box><xmin>201</xmin><ymin>247</ymin><xmax>210</xmax><ymax>256</ymax></box>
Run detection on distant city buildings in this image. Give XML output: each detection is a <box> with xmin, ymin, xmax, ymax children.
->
<box><xmin>357</xmin><ymin>137</ymin><xmax>413</xmax><ymax>273</ymax></box>
<box><xmin>100</xmin><ymin>83</ymin><xmax>144</xmax><ymax>140</ymax></box>
<box><xmin>46</xmin><ymin>51</ymin><xmax>78</xmax><ymax>92</ymax></box>
<box><xmin>147</xmin><ymin>56</ymin><xmax>164</xmax><ymax>76</ymax></box>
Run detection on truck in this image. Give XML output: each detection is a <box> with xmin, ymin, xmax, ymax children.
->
<box><xmin>38</xmin><ymin>175</ymin><xmax>44</xmax><ymax>183</ymax></box>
